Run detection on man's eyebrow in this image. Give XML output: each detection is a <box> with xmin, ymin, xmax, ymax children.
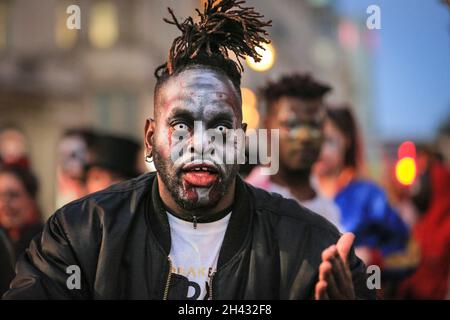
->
<box><xmin>207</xmin><ymin>110</ymin><xmax>235</xmax><ymax>124</ymax></box>
<box><xmin>167</xmin><ymin>108</ymin><xmax>195</xmax><ymax>122</ymax></box>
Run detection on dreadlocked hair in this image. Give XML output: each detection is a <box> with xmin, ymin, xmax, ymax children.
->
<box><xmin>155</xmin><ymin>0</ymin><xmax>271</xmax><ymax>92</ymax></box>
<box><xmin>260</xmin><ymin>73</ymin><xmax>332</xmax><ymax>111</ymax></box>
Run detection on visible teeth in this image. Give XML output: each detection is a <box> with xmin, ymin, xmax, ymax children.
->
<box><xmin>188</xmin><ymin>166</ymin><xmax>215</xmax><ymax>172</ymax></box>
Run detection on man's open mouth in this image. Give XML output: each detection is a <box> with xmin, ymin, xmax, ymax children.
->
<box><xmin>181</xmin><ymin>162</ymin><xmax>220</xmax><ymax>188</ymax></box>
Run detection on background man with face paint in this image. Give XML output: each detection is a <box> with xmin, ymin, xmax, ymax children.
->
<box><xmin>84</xmin><ymin>134</ymin><xmax>142</xmax><ymax>195</ymax></box>
<box><xmin>247</xmin><ymin>73</ymin><xmax>342</xmax><ymax>231</ymax></box>
<box><xmin>3</xmin><ymin>0</ymin><xmax>374</xmax><ymax>300</ymax></box>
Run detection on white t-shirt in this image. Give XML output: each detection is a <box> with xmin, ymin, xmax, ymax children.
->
<box><xmin>301</xmin><ymin>196</ymin><xmax>343</xmax><ymax>232</ymax></box>
<box><xmin>269</xmin><ymin>183</ymin><xmax>343</xmax><ymax>232</ymax></box>
<box><xmin>167</xmin><ymin>211</ymin><xmax>231</xmax><ymax>300</ymax></box>
<box><xmin>246</xmin><ymin>166</ymin><xmax>343</xmax><ymax>232</ymax></box>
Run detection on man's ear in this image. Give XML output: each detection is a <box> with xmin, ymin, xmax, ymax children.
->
<box><xmin>144</xmin><ymin>118</ymin><xmax>156</xmax><ymax>156</ymax></box>
<box><xmin>241</xmin><ymin>122</ymin><xmax>248</xmax><ymax>133</ymax></box>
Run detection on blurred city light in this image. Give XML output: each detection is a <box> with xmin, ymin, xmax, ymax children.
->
<box><xmin>397</xmin><ymin>141</ymin><xmax>416</xmax><ymax>159</ymax></box>
<box><xmin>338</xmin><ymin>20</ymin><xmax>359</xmax><ymax>51</ymax></box>
<box><xmin>395</xmin><ymin>141</ymin><xmax>417</xmax><ymax>186</ymax></box>
<box><xmin>395</xmin><ymin>157</ymin><xmax>417</xmax><ymax>186</ymax></box>
<box><xmin>246</xmin><ymin>42</ymin><xmax>276</xmax><ymax>72</ymax></box>
<box><xmin>55</xmin><ymin>4</ymin><xmax>77</xmax><ymax>49</ymax></box>
<box><xmin>241</xmin><ymin>87</ymin><xmax>260</xmax><ymax>129</ymax></box>
<box><xmin>89</xmin><ymin>2</ymin><xmax>118</xmax><ymax>49</ymax></box>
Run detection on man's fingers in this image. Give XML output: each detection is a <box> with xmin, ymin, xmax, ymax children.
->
<box><xmin>332</xmin><ymin>247</ymin><xmax>353</xmax><ymax>279</ymax></box>
<box><xmin>336</xmin><ymin>232</ymin><xmax>355</xmax><ymax>262</ymax></box>
<box><xmin>329</xmin><ymin>246</ymin><xmax>356</xmax><ymax>299</ymax></box>
<box><xmin>319</xmin><ymin>260</ymin><xmax>332</xmax><ymax>281</ymax></box>
<box><xmin>315</xmin><ymin>280</ymin><xmax>329</xmax><ymax>300</ymax></box>
<box><xmin>324</xmin><ymin>247</ymin><xmax>352</xmax><ymax>296</ymax></box>
<box><xmin>316</xmin><ymin>261</ymin><xmax>332</xmax><ymax>300</ymax></box>
<box><xmin>329</xmin><ymin>247</ymin><xmax>353</xmax><ymax>289</ymax></box>
<box><xmin>323</xmin><ymin>262</ymin><xmax>341</xmax><ymax>298</ymax></box>
<box><xmin>317</xmin><ymin>235</ymin><xmax>357</xmax><ymax>300</ymax></box>
<box><xmin>322</xmin><ymin>245</ymin><xmax>350</xmax><ymax>281</ymax></box>
<box><xmin>321</xmin><ymin>245</ymin><xmax>335</xmax><ymax>262</ymax></box>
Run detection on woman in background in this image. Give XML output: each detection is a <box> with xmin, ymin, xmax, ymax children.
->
<box><xmin>313</xmin><ymin>107</ymin><xmax>416</xmax><ymax>296</ymax></box>
<box><xmin>0</xmin><ymin>166</ymin><xmax>43</xmax><ymax>260</ymax></box>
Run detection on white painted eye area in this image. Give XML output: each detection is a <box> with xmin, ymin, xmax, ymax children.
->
<box><xmin>215</xmin><ymin>125</ymin><xmax>227</xmax><ymax>132</ymax></box>
<box><xmin>174</xmin><ymin>123</ymin><xmax>188</xmax><ymax>131</ymax></box>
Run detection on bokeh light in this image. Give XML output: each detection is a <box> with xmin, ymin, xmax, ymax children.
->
<box><xmin>246</xmin><ymin>42</ymin><xmax>276</xmax><ymax>72</ymax></box>
<box><xmin>395</xmin><ymin>157</ymin><xmax>417</xmax><ymax>186</ymax></box>
<box><xmin>55</xmin><ymin>5</ymin><xmax>78</xmax><ymax>49</ymax></box>
<box><xmin>89</xmin><ymin>2</ymin><xmax>119</xmax><ymax>49</ymax></box>
<box><xmin>397</xmin><ymin>141</ymin><xmax>416</xmax><ymax>159</ymax></box>
<box><xmin>338</xmin><ymin>20</ymin><xmax>359</xmax><ymax>51</ymax></box>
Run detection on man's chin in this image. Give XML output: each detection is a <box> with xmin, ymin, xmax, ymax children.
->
<box><xmin>176</xmin><ymin>197</ymin><xmax>221</xmax><ymax>212</ymax></box>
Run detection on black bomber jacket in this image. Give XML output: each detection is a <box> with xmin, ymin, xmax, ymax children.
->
<box><xmin>3</xmin><ymin>172</ymin><xmax>375</xmax><ymax>300</ymax></box>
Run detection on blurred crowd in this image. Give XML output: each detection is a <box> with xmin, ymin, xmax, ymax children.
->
<box><xmin>0</xmin><ymin>73</ymin><xmax>449</xmax><ymax>299</ymax></box>
<box><xmin>245</xmin><ymin>73</ymin><xmax>450</xmax><ymax>300</ymax></box>
<box><xmin>0</xmin><ymin>126</ymin><xmax>144</xmax><ymax>295</ymax></box>
<box><xmin>244</xmin><ymin>73</ymin><xmax>449</xmax><ymax>300</ymax></box>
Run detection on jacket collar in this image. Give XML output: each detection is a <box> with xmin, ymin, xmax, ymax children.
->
<box><xmin>145</xmin><ymin>173</ymin><xmax>253</xmax><ymax>269</ymax></box>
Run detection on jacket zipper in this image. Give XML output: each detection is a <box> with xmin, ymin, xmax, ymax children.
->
<box><xmin>208</xmin><ymin>271</ymin><xmax>216</xmax><ymax>300</ymax></box>
<box><xmin>163</xmin><ymin>257</ymin><xmax>172</xmax><ymax>300</ymax></box>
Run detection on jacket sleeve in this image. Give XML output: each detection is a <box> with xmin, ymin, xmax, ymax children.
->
<box><xmin>2</xmin><ymin>211</ymin><xmax>90</xmax><ymax>300</ymax></box>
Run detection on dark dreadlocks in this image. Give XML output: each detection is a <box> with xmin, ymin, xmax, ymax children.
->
<box><xmin>260</xmin><ymin>73</ymin><xmax>332</xmax><ymax>113</ymax></box>
<box><xmin>154</xmin><ymin>0</ymin><xmax>271</xmax><ymax>93</ymax></box>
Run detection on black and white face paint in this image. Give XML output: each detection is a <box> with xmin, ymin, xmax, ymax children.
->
<box><xmin>153</xmin><ymin>67</ymin><xmax>243</xmax><ymax>212</ymax></box>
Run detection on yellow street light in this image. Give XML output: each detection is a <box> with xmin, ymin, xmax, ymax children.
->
<box><xmin>395</xmin><ymin>157</ymin><xmax>416</xmax><ymax>186</ymax></box>
<box><xmin>246</xmin><ymin>42</ymin><xmax>275</xmax><ymax>72</ymax></box>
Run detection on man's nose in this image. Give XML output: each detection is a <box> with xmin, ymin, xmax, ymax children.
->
<box><xmin>190</xmin><ymin>121</ymin><xmax>208</xmax><ymax>156</ymax></box>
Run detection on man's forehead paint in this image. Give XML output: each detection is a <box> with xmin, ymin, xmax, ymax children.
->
<box><xmin>157</xmin><ymin>68</ymin><xmax>242</xmax><ymax>117</ymax></box>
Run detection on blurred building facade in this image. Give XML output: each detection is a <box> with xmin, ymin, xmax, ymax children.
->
<box><xmin>0</xmin><ymin>0</ymin><xmax>376</xmax><ymax>218</ymax></box>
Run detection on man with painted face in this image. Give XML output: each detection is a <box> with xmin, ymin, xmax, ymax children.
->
<box><xmin>247</xmin><ymin>73</ymin><xmax>342</xmax><ymax>231</ymax></box>
<box><xmin>3</xmin><ymin>0</ymin><xmax>374</xmax><ymax>300</ymax></box>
